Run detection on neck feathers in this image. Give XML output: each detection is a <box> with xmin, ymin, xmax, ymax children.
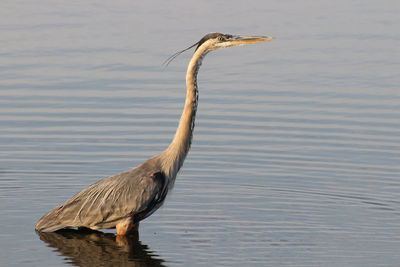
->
<box><xmin>160</xmin><ymin>46</ymin><xmax>208</xmax><ymax>180</ymax></box>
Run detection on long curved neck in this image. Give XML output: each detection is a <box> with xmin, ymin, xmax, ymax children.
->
<box><xmin>161</xmin><ymin>47</ymin><xmax>208</xmax><ymax>179</ymax></box>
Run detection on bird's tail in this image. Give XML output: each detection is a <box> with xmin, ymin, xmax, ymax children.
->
<box><xmin>35</xmin><ymin>206</ymin><xmax>68</xmax><ymax>232</ymax></box>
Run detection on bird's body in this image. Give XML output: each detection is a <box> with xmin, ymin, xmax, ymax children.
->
<box><xmin>35</xmin><ymin>158</ymin><xmax>167</xmax><ymax>233</ymax></box>
<box><xmin>35</xmin><ymin>33</ymin><xmax>274</xmax><ymax>235</ymax></box>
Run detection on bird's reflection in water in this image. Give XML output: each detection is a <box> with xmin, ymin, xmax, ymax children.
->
<box><xmin>36</xmin><ymin>228</ymin><xmax>165</xmax><ymax>267</ymax></box>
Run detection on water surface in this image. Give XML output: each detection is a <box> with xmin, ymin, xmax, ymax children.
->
<box><xmin>1</xmin><ymin>0</ymin><xmax>399</xmax><ymax>266</ymax></box>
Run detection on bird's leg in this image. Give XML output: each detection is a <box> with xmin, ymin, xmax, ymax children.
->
<box><xmin>116</xmin><ymin>217</ymin><xmax>139</xmax><ymax>236</ymax></box>
<box><xmin>116</xmin><ymin>217</ymin><xmax>139</xmax><ymax>243</ymax></box>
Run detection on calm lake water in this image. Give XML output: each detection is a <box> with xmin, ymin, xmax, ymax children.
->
<box><xmin>1</xmin><ymin>0</ymin><xmax>399</xmax><ymax>266</ymax></box>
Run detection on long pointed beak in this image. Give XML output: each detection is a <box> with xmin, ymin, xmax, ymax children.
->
<box><xmin>230</xmin><ymin>35</ymin><xmax>274</xmax><ymax>45</ymax></box>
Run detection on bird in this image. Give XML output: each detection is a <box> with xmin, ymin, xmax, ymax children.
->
<box><xmin>35</xmin><ymin>33</ymin><xmax>274</xmax><ymax>236</ymax></box>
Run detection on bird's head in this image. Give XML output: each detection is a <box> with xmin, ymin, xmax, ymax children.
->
<box><xmin>195</xmin><ymin>33</ymin><xmax>274</xmax><ymax>52</ymax></box>
<box><xmin>164</xmin><ymin>32</ymin><xmax>274</xmax><ymax>66</ymax></box>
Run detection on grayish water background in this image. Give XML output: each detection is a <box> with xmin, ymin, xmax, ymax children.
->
<box><xmin>1</xmin><ymin>0</ymin><xmax>399</xmax><ymax>266</ymax></box>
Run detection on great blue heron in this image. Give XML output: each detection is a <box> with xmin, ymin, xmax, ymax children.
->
<box><xmin>35</xmin><ymin>33</ymin><xmax>274</xmax><ymax>236</ymax></box>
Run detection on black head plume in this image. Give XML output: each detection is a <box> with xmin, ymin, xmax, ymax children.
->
<box><xmin>163</xmin><ymin>33</ymin><xmax>230</xmax><ymax>67</ymax></box>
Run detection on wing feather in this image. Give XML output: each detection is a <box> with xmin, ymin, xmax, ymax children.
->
<box><xmin>35</xmin><ymin>161</ymin><xmax>167</xmax><ymax>232</ymax></box>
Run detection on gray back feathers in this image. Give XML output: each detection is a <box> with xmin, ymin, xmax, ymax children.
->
<box><xmin>35</xmin><ymin>158</ymin><xmax>168</xmax><ymax>232</ymax></box>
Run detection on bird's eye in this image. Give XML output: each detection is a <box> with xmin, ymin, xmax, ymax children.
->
<box><xmin>217</xmin><ymin>36</ymin><xmax>224</xmax><ymax>41</ymax></box>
